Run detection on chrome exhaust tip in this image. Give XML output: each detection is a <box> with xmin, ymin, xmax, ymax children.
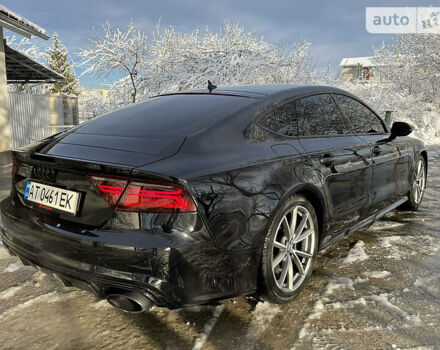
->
<box><xmin>106</xmin><ymin>291</ymin><xmax>153</xmax><ymax>313</ymax></box>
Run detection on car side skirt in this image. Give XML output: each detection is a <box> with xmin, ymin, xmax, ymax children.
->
<box><xmin>320</xmin><ymin>196</ymin><xmax>407</xmax><ymax>250</ymax></box>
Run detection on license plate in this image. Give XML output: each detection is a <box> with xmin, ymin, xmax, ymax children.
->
<box><xmin>24</xmin><ymin>181</ymin><xmax>80</xmax><ymax>215</ymax></box>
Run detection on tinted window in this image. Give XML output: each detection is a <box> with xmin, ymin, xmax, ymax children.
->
<box><xmin>333</xmin><ymin>94</ymin><xmax>386</xmax><ymax>134</ymax></box>
<box><xmin>258</xmin><ymin>102</ymin><xmax>297</xmax><ymax>136</ymax></box>
<box><xmin>77</xmin><ymin>94</ymin><xmax>254</xmax><ymax>138</ymax></box>
<box><xmin>295</xmin><ymin>94</ymin><xmax>352</xmax><ymax>136</ymax></box>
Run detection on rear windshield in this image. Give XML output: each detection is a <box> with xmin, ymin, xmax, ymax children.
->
<box><xmin>76</xmin><ymin>94</ymin><xmax>254</xmax><ymax>138</ymax></box>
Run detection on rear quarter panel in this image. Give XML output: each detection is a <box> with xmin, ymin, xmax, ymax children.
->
<box><xmin>187</xmin><ymin>153</ymin><xmax>325</xmax><ymax>252</ymax></box>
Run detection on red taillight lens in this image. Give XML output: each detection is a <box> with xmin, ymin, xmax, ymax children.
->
<box><xmin>88</xmin><ymin>175</ymin><xmax>196</xmax><ymax>213</ymax></box>
<box><xmin>88</xmin><ymin>175</ymin><xmax>128</xmax><ymax>208</ymax></box>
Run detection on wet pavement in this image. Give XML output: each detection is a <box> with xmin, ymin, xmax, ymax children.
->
<box><xmin>1</xmin><ymin>148</ymin><xmax>440</xmax><ymax>350</ymax></box>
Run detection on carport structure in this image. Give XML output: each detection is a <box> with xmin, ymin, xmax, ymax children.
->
<box><xmin>0</xmin><ymin>5</ymin><xmax>64</xmax><ymax>165</ymax></box>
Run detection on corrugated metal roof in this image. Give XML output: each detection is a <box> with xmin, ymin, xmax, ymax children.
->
<box><xmin>5</xmin><ymin>44</ymin><xmax>65</xmax><ymax>84</ymax></box>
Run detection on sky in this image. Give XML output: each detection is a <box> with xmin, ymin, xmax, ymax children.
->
<box><xmin>2</xmin><ymin>0</ymin><xmax>434</xmax><ymax>88</ymax></box>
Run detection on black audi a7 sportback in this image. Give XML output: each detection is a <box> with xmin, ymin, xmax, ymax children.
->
<box><xmin>0</xmin><ymin>84</ymin><xmax>427</xmax><ymax>312</ymax></box>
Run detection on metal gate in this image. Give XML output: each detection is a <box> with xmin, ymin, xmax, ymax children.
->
<box><xmin>9</xmin><ymin>93</ymin><xmax>78</xmax><ymax>149</ymax></box>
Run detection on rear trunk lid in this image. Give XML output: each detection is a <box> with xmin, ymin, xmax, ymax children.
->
<box><xmin>12</xmin><ymin>132</ymin><xmax>185</xmax><ymax>229</ymax></box>
<box><xmin>38</xmin><ymin>132</ymin><xmax>185</xmax><ymax>167</ymax></box>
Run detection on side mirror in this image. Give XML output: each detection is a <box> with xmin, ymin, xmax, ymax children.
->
<box><xmin>390</xmin><ymin>121</ymin><xmax>412</xmax><ymax>140</ymax></box>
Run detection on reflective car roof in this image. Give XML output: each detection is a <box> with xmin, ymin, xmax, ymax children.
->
<box><xmin>159</xmin><ymin>84</ymin><xmax>350</xmax><ymax>99</ymax></box>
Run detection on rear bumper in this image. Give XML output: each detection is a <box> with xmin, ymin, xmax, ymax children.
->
<box><xmin>0</xmin><ymin>197</ymin><xmax>259</xmax><ymax>308</ymax></box>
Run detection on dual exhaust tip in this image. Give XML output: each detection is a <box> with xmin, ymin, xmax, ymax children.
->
<box><xmin>106</xmin><ymin>291</ymin><xmax>153</xmax><ymax>313</ymax></box>
<box><xmin>12</xmin><ymin>255</ymin><xmax>154</xmax><ymax>313</ymax></box>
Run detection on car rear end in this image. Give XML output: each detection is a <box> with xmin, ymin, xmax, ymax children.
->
<box><xmin>2</xmin><ymin>148</ymin><xmax>212</xmax><ymax>310</ymax></box>
<box><xmin>0</xmin><ymin>93</ymin><xmax>259</xmax><ymax>311</ymax></box>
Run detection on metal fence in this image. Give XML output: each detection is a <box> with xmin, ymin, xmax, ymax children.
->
<box><xmin>9</xmin><ymin>93</ymin><xmax>78</xmax><ymax>149</ymax></box>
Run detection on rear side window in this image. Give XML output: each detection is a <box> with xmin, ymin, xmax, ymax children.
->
<box><xmin>258</xmin><ymin>102</ymin><xmax>297</xmax><ymax>136</ymax></box>
<box><xmin>332</xmin><ymin>94</ymin><xmax>386</xmax><ymax>134</ymax></box>
<box><xmin>295</xmin><ymin>94</ymin><xmax>353</xmax><ymax>136</ymax></box>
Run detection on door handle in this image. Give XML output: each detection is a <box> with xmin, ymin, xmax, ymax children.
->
<box><xmin>372</xmin><ymin>145</ymin><xmax>382</xmax><ymax>156</ymax></box>
<box><xmin>320</xmin><ymin>154</ymin><xmax>335</xmax><ymax>167</ymax></box>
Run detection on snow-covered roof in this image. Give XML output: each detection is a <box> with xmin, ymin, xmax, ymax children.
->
<box><xmin>339</xmin><ymin>56</ymin><xmax>378</xmax><ymax>68</ymax></box>
<box><xmin>0</xmin><ymin>5</ymin><xmax>48</xmax><ymax>40</ymax></box>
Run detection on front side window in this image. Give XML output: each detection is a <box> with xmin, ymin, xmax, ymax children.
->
<box><xmin>258</xmin><ymin>102</ymin><xmax>297</xmax><ymax>137</ymax></box>
<box><xmin>295</xmin><ymin>94</ymin><xmax>353</xmax><ymax>136</ymax></box>
<box><xmin>332</xmin><ymin>94</ymin><xmax>386</xmax><ymax>134</ymax></box>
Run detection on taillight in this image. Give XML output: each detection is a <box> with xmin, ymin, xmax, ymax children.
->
<box><xmin>88</xmin><ymin>175</ymin><xmax>196</xmax><ymax>213</ymax></box>
<box><xmin>88</xmin><ymin>175</ymin><xmax>128</xmax><ymax>208</ymax></box>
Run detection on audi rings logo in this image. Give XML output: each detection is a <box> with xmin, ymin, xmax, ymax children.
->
<box><xmin>32</xmin><ymin>164</ymin><xmax>57</xmax><ymax>181</ymax></box>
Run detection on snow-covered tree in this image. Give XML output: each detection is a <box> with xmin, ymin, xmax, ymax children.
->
<box><xmin>373</xmin><ymin>34</ymin><xmax>440</xmax><ymax>99</ymax></box>
<box><xmin>336</xmin><ymin>81</ymin><xmax>440</xmax><ymax>143</ymax></box>
<box><xmin>78</xmin><ymin>21</ymin><xmax>150</xmax><ymax>104</ymax></box>
<box><xmin>6</xmin><ymin>36</ymin><xmax>49</xmax><ymax>94</ymax></box>
<box><xmin>78</xmin><ymin>90</ymin><xmax>109</xmax><ymax>122</ymax></box>
<box><xmin>78</xmin><ymin>20</ymin><xmax>314</xmax><ymax>108</ymax></box>
<box><xmin>46</xmin><ymin>33</ymin><xmax>79</xmax><ymax>95</ymax></box>
<box><xmin>149</xmin><ymin>21</ymin><xmax>313</xmax><ymax>94</ymax></box>
<box><xmin>6</xmin><ymin>36</ymin><xmax>44</xmax><ymax>63</ymax></box>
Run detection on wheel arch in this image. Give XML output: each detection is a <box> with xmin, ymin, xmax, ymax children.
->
<box><xmin>278</xmin><ymin>183</ymin><xmax>329</xmax><ymax>247</ymax></box>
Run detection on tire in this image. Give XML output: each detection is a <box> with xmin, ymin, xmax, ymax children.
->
<box><xmin>403</xmin><ymin>156</ymin><xmax>426</xmax><ymax>211</ymax></box>
<box><xmin>259</xmin><ymin>194</ymin><xmax>319</xmax><ymax>304</ymax></box>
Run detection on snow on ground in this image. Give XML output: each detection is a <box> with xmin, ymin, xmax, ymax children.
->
<box><xmin>369</xmin><ymin>221</ymin><xmax>407</xmax><ymax>231</ymax></box>
<box><xmin>323</xmin><ymin>276</ymin><xmax>367</xmax><ymax>298</ymax></box>
<box><xmin>192</xmin><ymin>305</ymin><xmax>225</xmax><ymax>350</ymax></box>
<box><xmin>297</xmin><ymin>299</ymin><xmax>325</xmax><ymax>340</ymax></box>
<box><xmin>92</xmin><ymin>299</ymin><xmax>113</xmax><ymax>310</ymax></box>
<box><xmin>343</xmin><ymin>240</ymin><xmax>369</xmax><ymax>264</ymax></box>
<box><xmin>363</xmin><ymin>271</ymin><xmax>391</xmax><ymax>279</ymax></box>
<box><xmin>0</xmin><ymin>285</ymin><xmax>23</xmax><ymax>300</ymax></box>
<box><xmin>327</xmin><ymin>297</ymin><xmax>367</xmax><ymax>310</ymax></box>
<box><xmin>3</xmin><ymin>262</ymin><xmax>22</xmax><ymax>273</ymax></box>
<box><xmin>414</xmin><ymin>275</ymin><xmax>440</xmax><ymax>296</ymax></box>
<box><xmin>368</xmin><ymin>293</ymin><xmax>421</xmax><ymax>325</ymax></box>
<box><xmin>240</xmin><ymin>302</ymin><xmax>280</xmax><ymax>349</ymax></box>
<box><xmin>0</xmin><ymin>291</ymin><xmax>77</xmax><ymax>320</ymax></box>
<box><xmin>378</xmin><ymin>235</ymin><xmax>440</xmax><ymax>260</ymax></box>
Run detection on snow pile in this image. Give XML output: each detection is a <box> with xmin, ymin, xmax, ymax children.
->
<box><xmin>0</xmin><ymin>285</ymin><xmax>23</xmax><ymax>300</ymax></box>
<box><xmin>343</xmin><ymin>241</ymin><xmax>369</xmax><ymax>264</ymax></box>
<box><xmin>379</xmin><ymin>235</ymin><xmax>440</xmax><ymax>260</ymax></box>
<box><xmin>363</xmin><ymin>271</ymin><xmax>391</xmax><ymax>279</ymax></box>
<box><xmin>379</xmin><ymin>236</ymin><xmax>403</xmax><ymax>260</ymax></box>
<box><xmin>414</xmin><ymin>275</ymin><xmax>440</xmax><ymax>295</ymax></box>
<box><xmin>323</xmin><ymin>276</ymin><xmax>366</xmax><ymax>298</ymax></box>
<box><xmin>369</xmin><ymin>221</ymin><xmax>406</xmax><ymax>231</ymax></box>
<box><xmin>324</xmin><ymin>277</ymin><xmax>356</xmax><ymax>296</ymax></box>
<box><xmin>3</xmin><ymin>262</ymin><xmax>22</xmax><ymax>273</ymax></box>
<box><xmin>328</xmin><ymin>297</ymin><xmax>367</xmax><ymax>310</ymax></box>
